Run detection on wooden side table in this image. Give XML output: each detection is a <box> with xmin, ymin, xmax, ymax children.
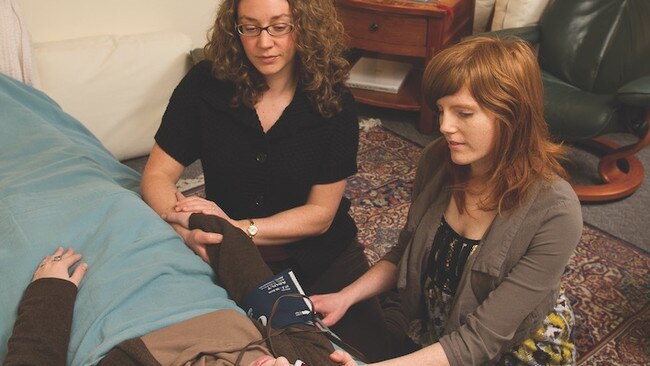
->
<box><xmin>335</xmin><ymin>0</ymin><xmax>475</xmax><ymax>134</ymax></box>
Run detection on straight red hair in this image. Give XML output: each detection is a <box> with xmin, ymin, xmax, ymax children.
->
<box><xmin>422</xmin><ymin>37</ymin><xmax>567</xmax><ymax>213</ymax></box>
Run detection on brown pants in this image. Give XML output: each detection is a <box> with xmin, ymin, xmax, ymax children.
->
<box><xmin>267</xmin><ymin>241</ymin><xmax>394</xmax><ymax>362</ymax></box>
<box><xmin>189</xmin><ymin>214</ymin><xmax>339</xmax><ymax>366</ymax></box>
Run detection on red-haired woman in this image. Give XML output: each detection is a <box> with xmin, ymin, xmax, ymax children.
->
<box><xmin>315</xmin><ymin>37</ymin><xmax>582</xmax><ymax>366</ymax></box>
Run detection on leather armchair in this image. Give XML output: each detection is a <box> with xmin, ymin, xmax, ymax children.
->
<box><xmin>482</xmin><ymin>0</ymin><xmax>650</xmax><ymax>202</ymax></box>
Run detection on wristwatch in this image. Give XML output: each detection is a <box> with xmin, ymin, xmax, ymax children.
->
<box><xmin>246</xmin><ymin>219</ymin><xmax>258</xmax><ymax>240</ymax></box>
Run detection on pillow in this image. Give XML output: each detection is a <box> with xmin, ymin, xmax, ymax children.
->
<box><xmin>473</xmin><ymin>0</ymin><xmax>496</xmax><ymax>33</ymax></box>
<box><xmin>33</xmin><ymin>31</ymin><xmax>192</xmax><ymax>160</ymax></box>
<box><xmin>190</xmin><ymin>47</ymin><xmax>207</xmax><ymax>65</ymax></box>
<box><xmin>491</xmin><ymin>0</ymin><xmax>550</xmax><ymax>30</ymax></box>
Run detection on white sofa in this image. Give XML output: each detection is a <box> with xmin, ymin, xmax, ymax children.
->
<box><xmin>16</xmin><ymin>0</ymin><xmax>222</xmax><ymax>160</ymax></box>
<box><xmin>12</xmin><ymin>0</ymin><xmax>550</xmax><ymax>161</ymax></box>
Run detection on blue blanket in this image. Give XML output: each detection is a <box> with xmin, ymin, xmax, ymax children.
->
<box><xmin>0</xmin><ymin>75</ymin><xmax>242</xmax><ymax>365</ymax></box>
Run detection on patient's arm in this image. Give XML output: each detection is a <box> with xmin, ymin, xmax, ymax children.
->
<box><xmin>4</xmin><ymin>248</ymin><xmax>87</xmax><ymax>366</ymax></box>
<box><xmin>164</xmin><ymin>212</ymin><xmax>339</xmax><ymax>366</ymax></box>
<box><xmin>165</xmin><ymin>211</ymin><xmax>273</xmax><ymax>303</ymax></box>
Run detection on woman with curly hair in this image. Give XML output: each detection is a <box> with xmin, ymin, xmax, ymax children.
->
<box><xmin>141</xmin><ymin>0</ymin><xmax>391</xmax><ymax>360</ymax></box>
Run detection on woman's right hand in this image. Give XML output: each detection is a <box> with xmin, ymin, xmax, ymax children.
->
<box><xmin>163</xmin><ymin>211</ymin><xmax>223</xmax><ymax>262</ymax></box>
<box><xmin>310</xmin><ymin>291</ymin><xmax>353</xmax><ymax>327</ymax></box>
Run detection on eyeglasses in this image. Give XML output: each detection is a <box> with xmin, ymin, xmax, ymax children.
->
<box><xmin>235</xmin><ymin>23</ymin><xmax>294</xmax><ymax>37</ymax></box>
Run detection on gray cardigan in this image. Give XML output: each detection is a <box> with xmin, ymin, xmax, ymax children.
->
<box><xmin>383</xmin><ymin>138</ymin><xmax>582</xmax><ymax>365</ymax></box>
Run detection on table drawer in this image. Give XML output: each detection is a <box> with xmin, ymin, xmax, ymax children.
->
<box><xmin>338</xmin><ymin>6</ymin><xmax>427</xmax><ymax>48</ymax></box>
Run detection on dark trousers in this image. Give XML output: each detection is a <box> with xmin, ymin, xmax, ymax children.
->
<box><xmin>268</xmin><ymin>240</ymin><xmax>394</xmax><ymax>362</ymax></box>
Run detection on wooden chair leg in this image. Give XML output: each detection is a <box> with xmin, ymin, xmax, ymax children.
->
<box><xmin>571</xmin><ymin>107</ymin><xmax>650</xmax><ymax>202</ymax></box>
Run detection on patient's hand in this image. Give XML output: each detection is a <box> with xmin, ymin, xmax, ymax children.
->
<box><xmin>162</xmin><ymin>211</ymin><xmax>192</xmax><ymax>228</ymax></box>
<box><xmin>33</xmin><ymin>247</ymin><xmax>87</xmax><ymax>288</ymax></box>
<box><xmin>163</xmin><ymin>211</ymin><xmax>223</xmax><ymax>262</ymax></box>
<box><xmin>250</xmin><ymin>355</ymin><xmax>295</xmax><ymax>366</ymax></box>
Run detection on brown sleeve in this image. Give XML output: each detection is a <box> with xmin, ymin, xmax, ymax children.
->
<box><xmin>189</xmin><ymin>214</ymin><xmax>338</xmax><ymax>366</ymax></box>
<box><xmin>188</xmin><ymin>213</ymin><xmax>273</xmax><ymax>304</ymax></box>
<box><xmin>3</xmin><ymin>278</ymin><xmax>77</xmax><ymax>366</ymax></box>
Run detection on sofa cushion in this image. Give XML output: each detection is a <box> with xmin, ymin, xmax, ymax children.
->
<box><xmin>491</xmin><ymin>0</ymin><xmax>549</xmax><ymax>30</ymax></box>
<box><xmin>33</xmin><ymin>31</ymin><xmax>192</xmax><ymax>160</ymax></box>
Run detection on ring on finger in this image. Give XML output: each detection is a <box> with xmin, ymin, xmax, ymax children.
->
<box><xmin>52</xmin><ymin>255</ymin><xmax>63</xmax><ymax>261</ymax></box>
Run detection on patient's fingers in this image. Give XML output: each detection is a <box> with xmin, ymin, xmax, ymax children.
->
<box><xmin>61</xmin><ymin>247</ymin><xmax>79</xmax><ymax>261</ymax></box>
<box><xmin>52</xmin><ymin>246</ymin><xmax>65</xmax><ymax>258</ymax></box>
<box><xmin>186</xmin><ymin>229</ymin><xmax>223</xmax><ymax>263</ymax></box>
<box><xmin>33</xmin><ymin>247</ymin><xmax>87</xmax><ymax>288</ymax></box>
<box><xmin>250</xmin><ymin>355</ymin><xmax>274</xmax><ymax>366</ymax></box>
<box><xmin>162</xmin><ymin>211</ymin><xmax>191</xmax><ymax>228</ymax></box>
<box><xmin>195</xmin><ymin>247</ymin><xmax>209</xmax><ymax>262</ymax></box>
<box><xmin>263</xmin><ymin>356</ymin><xmax>291</xmax><ymax>366</ymax></box>
<box><xmin>62</xmin><ymin>253</ymin><xmax>83</xmax><ymax>265</ymax></box>
<box><xmin>69</xmin><ymin>262</ymin><xmax>88</xmax><ymax>287</ymax></box>
<box><xmin>193</xmin><ymin>230</ymin><xmax>223</xmax><ymax>245</ymax></box>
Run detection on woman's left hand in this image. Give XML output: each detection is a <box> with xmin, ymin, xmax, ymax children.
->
<box><xmin>174</xmin><ymin>192</ymin><xmax>233</xmax><ymax>220</ymax></box>
<box><xmin>33</xmin><ymin>247</ymin><xmax>87</xmax><ymax>288</ymax></box>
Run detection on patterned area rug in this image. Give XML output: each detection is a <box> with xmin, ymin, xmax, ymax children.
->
<box><xmin>182</xmin><ymin>125</ymin><xmax>650</xmax><ymax>365</ymax></box>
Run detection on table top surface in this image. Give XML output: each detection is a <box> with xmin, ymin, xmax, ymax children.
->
<box><xmin>336</xmin><ymin>0</ymin><xmax>462</xmax><ymax>16</ymax></box>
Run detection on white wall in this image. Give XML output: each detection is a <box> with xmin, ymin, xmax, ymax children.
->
<box><xmin>16</xmin><ymin>0</ymin><xmax>221</xmax><ymax>48</ymax></box>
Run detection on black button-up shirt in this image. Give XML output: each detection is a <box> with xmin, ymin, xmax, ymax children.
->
<box><xmin>156</xmin><ymin>61</ymin><xmax>359</xmax><ymax>278</ymax></box>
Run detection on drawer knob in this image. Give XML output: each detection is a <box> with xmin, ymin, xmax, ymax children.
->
<box><xmin>369</xmin><ymin>22</ymin><xmax>379</xmax><ymax>32</ymax></box>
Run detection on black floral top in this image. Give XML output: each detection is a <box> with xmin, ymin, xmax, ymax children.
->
<box><xmin>408</xmin><ymin>217</ymin><xmax>576</xmax><ymax>365</ymax></box>
<box><xmin>408</xmin><ymin>216</ymin><xmax>479</xmax><ymax>344</ymax></box>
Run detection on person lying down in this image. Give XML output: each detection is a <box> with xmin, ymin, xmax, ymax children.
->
<box><xmin>4</xmin><ymin>213</ymin><xmax>359</xmax><ymax>366</ymax></box>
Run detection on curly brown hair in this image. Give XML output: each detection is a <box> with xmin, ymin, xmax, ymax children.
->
<box><xmin>422</xmin><ymin>37</ymin><xmax>568</xmax><ymax>213</ymax></box>
<box><xmin>204</xmin><ymin>0</ymin><xmax>350</xmax><ymax>118</ymax></box>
